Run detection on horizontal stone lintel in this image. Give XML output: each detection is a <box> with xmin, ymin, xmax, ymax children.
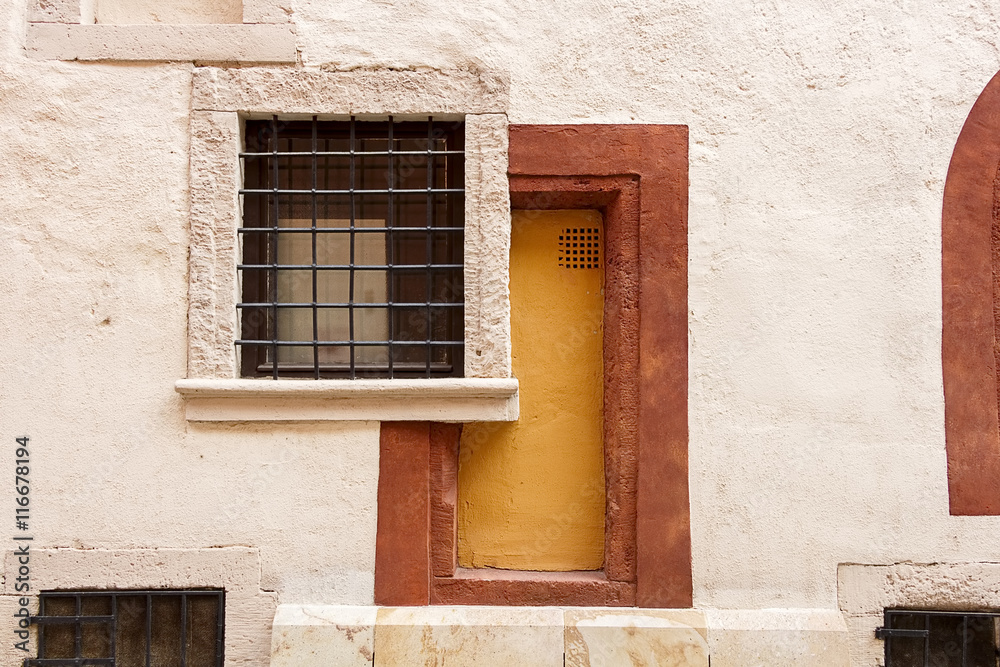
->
<box><xmin>175</xmin><ymin>378</ymin><xmax>519</xmax><ymax>422</ymax></box>
<box><xmin>26</xmin><ymin>23</ymin><xmax>297</xmax><ymax>62</ymax></box>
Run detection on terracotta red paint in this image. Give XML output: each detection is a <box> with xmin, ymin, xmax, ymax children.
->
<box><xmin>374</xmin><ymin>124</ymin><xmax>691</xmax><ymax>607</ymax></box>
<box><xmin>374</xmin><ymin>422</ymin><xmax>430</xmax><ymax>605</ymax></box>
<box><xmin>943</xmin><ymin>70</ymin><xmax>1000</xmax><ymax>515</ymax></box>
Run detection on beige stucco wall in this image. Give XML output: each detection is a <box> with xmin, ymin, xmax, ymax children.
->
<box><xmin>4</xmin><ymin>0</ymin><xmax>1000</xmax><ymax>662</ymax></box>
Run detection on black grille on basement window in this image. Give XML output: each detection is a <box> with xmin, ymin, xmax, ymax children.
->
<box><xmin>877</xmin><ymin>609</ymin><xmax>1000</xmax><ymax>667</ymax></box>
<box><xmin>238</xmin><ymin>116</ymin><xmax>466</xmax><ymax>379</ymax></box>
<box><xmin>26</xmin><ymin>590</ymin><xmax>224</xmax><ymax>667</ymax></box>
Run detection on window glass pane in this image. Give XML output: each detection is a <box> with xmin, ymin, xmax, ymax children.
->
<box><xmin>151</xmin><ymin>595</ymin><xmax>182</xmax><ymax>667</ymax></box>
<box><xmin>40</xmin><ymin>596</ymin><xmax>76</xmax><ymax>659</ymax></box>
<box><xmin>115</xmin><ymin>595</ymin><xmax>147</xmax><ymax>667</ymax></box>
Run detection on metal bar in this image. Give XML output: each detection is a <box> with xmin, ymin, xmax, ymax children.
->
<box><xmin>145</xmin><ymin>594</ymin><xmax>152</xmax><ymax>667</ymax></box>
<box><xmin>883</xmin><ymin>612</ymin><xmax>891</xmax><ymax>667</ymax></box>
<box><xmin>923</xmin><ymin>613</ymin><xmax>929</xmax><ymax>667</ymax></box>
<box><xmin>240</xmin><ymin>188</ymin><xmax>463</xmax><ymax>195</ymax></box>
<box><xmin>215</xmin><ymin>592</ymin><xmax>224</xmax><ymax>667</ymax></box>
<box><xmin>240</xmin><ymin>150</ymin><xmax>464</xmax><ymax>157</ymax></box>
<box><xmin>256</xmin><ymin>361</ymin><xmax>456</xmax><ymax>373</ymax></box>
<box><xmin>26</xmin><ymin>660</ymin><xmax>115</xmax><ymax>666</ymax></box>
<box><xmin>884</xmin><ymin>609</ymin><xmax>1000</xmax><ymax>618</ymax></box>
<box><xmin>238</xmin><ymin>263</ymin><xmax>463</xmax><ymax>270</ymax></box>
<box><xmin>237</xmin><ymin>339</ymin><xmax>463</xmax><ymax>346</ymax></box>
<box><xmin>349</xmin><ymin>116</ymin><xmax>357</xmax><ymax>379</ymax></box>
<box><xmin>239</xmin><ymin>302</ymin><xmax>462</xmax><ymax>309</ymax></box>
<box><xmin>74</xmin><ymin>595</ymin><xmax>81</xmax><ymax>660</ymax></box>
<box><xmin>875</xmin><ymin>627</ymin><xmax>930</xmax><ymax>639</ymax></box>
<box><xmin>311</xmin><ymin>116</ymin><xmax>320</xmax><ymax>379</ymax></box>
<box><xmin>387</xmin><ymin>115</ymin><xmax>395</xmax><ymax>378</ymax></box>
<box><xmin>426</xmin><ymin>117</ymin><xmax>434</xmax><ymax>377</ymax></box>
<box><xmin>109</xmin><ymin>595</ymin><xmax>116</xmax><ymax>665</ymax></box>
<box><xmin>31</xmin><ymin>616</ymin><xmax>116</xmax><ymax>624</ymax></box>
<box><xmin>180</xmin><ymin>594</ymin><xmax>187</xmax><ymax>667</ymax></box>
<box><xmin>877</xmin><ymin>628</ymin><xmax>931</xmax><ymax>638</ymax></box>
<box><xmin>238</xmin><ymin>226</ymin><xmax>465</xmax><ymax>233</ymax></box>
<box><xmin>271</xmin><ymin>115</ymin><xmax>280</xmax><ymax>380</ymax></box>
<box><xmin>38</xmin><ymin>594</ymin><xmax>45</xmax><ymax>661</ymax></box>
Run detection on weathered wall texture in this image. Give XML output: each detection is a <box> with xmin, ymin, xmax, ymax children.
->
<box><xmin>95</xmin><ymin>0</ymin><xmax>242</xmax><ymax>25</ymax></box>
<box><xmin>4</xmin><ymin>0</ymin><xmax>1000</xmax><ymax>654</ymax></box>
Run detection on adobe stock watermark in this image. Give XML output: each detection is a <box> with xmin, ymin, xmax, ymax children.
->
<box><xmin>12</xmin><ymin>434</ymin><xmax>32</xmax><ymax>654</ymax></box>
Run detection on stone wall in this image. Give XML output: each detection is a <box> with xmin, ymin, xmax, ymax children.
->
<box><xmin>3</xmin><ymin>0</ymin><xmax>1000</xmax><ymax>663</ymax></box>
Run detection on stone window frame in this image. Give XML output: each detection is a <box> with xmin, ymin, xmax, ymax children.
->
<box><xmin>373</xmin><ymin>124</ymin><xmax>693</xmax><ymax>608</ymax></box>
<box><xmin>839</xmin><ymin>562</ymin><xmax>1000</xmax><ymax>666</ymax></box>
<box><xmin>26</xmin><ymin>0</ymin><xmax>297</xmax><ymax>63</ymax></box>
<box><xmin>175</xmin><ymin>66</ymin><xmax>520</xmax><ymax>423</ymax></box>
<box><xmin>942</xmin><ymin>68</ymin><xmax>1000</xmax><ymax>515</ymax></box>
<box><xmin>2</xmin><ymin>547</ymin><xmax>277</xmax><ymax>666</ymax></box>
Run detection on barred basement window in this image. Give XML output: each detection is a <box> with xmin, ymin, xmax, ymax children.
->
<box><xmin>239</xmin><ymin>116</ymin><xmax>465</xmax><ymax>379</ymax></box>
<box><xmin>877</xmin><ymin>609</ymin><xmax>1000</xmax><ymax>666</ymax></box>
<box><xmin>27</xmin><ymin>590</ymin><xmax>224</xmax><ymax>667</ymax></box>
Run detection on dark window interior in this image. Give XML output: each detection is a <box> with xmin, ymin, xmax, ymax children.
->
<box><xmin>28</xmin><ymin>590</ymin><xmax>224</xmax><ymax>667</ymax></box>
<box><xmin>239</xmin><ymin>117</ymin><xmax>465</xmax><ymax>379</ymax></box>
<box><xmin>880</xmin><ymin>609</ymin><xmax>1000</xmax><ymax>667</ymax></box>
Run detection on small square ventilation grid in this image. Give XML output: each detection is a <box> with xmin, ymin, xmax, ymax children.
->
<box><xmin>558</xmin><ymin>227</ymin><xmax>602</xmax><ymax>269</ymax></box>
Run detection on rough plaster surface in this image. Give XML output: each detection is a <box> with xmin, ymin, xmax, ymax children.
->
<box><xmin>26</xmin><ymin>23</ymin><xmax>297</xmax><ymax>62</ymax></box>
<box><xmin>5</xmin><ymin>0</ymin><xmax>1000</xmax><ymax>661</ymax></box>
<box><xmin>243</xmin><ymin>0</ymin><xmax>290</xmax><ymax>24</ymax></box>
<box><xmin>27</xmin><ymin>0</ymin><xmax>78</xmax><ymax>22</ymax></box>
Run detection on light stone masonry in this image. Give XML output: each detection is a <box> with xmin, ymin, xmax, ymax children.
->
<box><xmin>3</xmin><ymin>548</ymin><xmax>278</xmax><ymax>665</ymax></box>
<box><xmin>269</xmin><ymin>605</ymin><xmax>851</xmax><ymax>667</ymax></box>
<box><xmin>190</xmin><ymin>65</ymin><xmax>509</xmax><ymax>116</ymax></box>
<box><xmin>839</xmin><ymin>562</ymin><xmax>1000</xmax><ymax>666</ymax></box>
<box><xmin>27</xmin><ymin>0</ymin><xmax>79</xmax><ymax>23</ymax></box>
<box><xmin>188</xmin><ymin>110</ymin><xmax>241</xmax><ymax>379</ymax></box>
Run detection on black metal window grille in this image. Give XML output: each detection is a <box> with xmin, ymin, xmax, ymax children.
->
<box><xmin>26</xmin><ymin>590</ymin><xmax>224</xmax><ymax>667</ymax></box>
<box><xmin>239</xmin><ymin>116</ymin><xmax>465</xmax><ymax>379</ymax></box>
<box><xmin>877</xmin><ymin>609</ymin><xmax>1000</xmax><ymax>667</ymax></box>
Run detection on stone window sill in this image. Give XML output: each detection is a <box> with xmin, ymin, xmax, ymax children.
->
<box><xmin>174</xmin><ymin>378</ymin><xmax>519</xmax><ymax>422</ymax></box>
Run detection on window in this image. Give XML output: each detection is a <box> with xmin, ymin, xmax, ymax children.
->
<box><xmin>28</xmin><ymin>590</ymin><xmax>225</xmax><ymax>667</ymax></box>
<box><xmin>238</xmin><ymin>116</ymin><xmax>465</xmax><ymax>379</ymax></box>
<box><xmin>877</xmin><ymin>609</ymin><xmax>1000</xmax><ymax>666</ymax></box>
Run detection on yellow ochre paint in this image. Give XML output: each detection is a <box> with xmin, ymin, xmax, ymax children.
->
<box><xmin>458</xmin><ymin>209</ymin><xmax>605</xmax><ymax>571</ymax></box>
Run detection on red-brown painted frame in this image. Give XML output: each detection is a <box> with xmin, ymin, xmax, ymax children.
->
<box><xmin>375</xmin><ymin>124</ymin><xmax>691</xmax><ymax>607</ymax></box>
<box><xmin>943</xmin><ymin>70</ymin><xmax>1000</xmax><ymax>515</ymax></box>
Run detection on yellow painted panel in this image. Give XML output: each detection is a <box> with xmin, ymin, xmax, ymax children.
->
<box><xmin>458</xmin><ymin>209</ymin><xmax>605</xmax><ymax>571</ymax></box>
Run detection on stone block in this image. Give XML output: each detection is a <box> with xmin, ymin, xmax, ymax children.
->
<box><xmin>271</xmin><ymin>605</ymin><xmax>376</xmax><ymax>667</ymax></box>
<box><xmin>374</xmin><ymin>606</ymin><xmax>563</xmax><ymax>667</ymax></box>
<box><xmin>27</xmin><ymin>0</ymin><xmax>80</xmax><ymax>23</ymax></box>
<box><xmin>565</xmin><ymin>609</ymin><xmax>709</xmax><ymax>667</ymax></box>
<box><xmin>706</xmin><ymin>609</ymin><xmax>850</xmax><ymax>667</ymax></box>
